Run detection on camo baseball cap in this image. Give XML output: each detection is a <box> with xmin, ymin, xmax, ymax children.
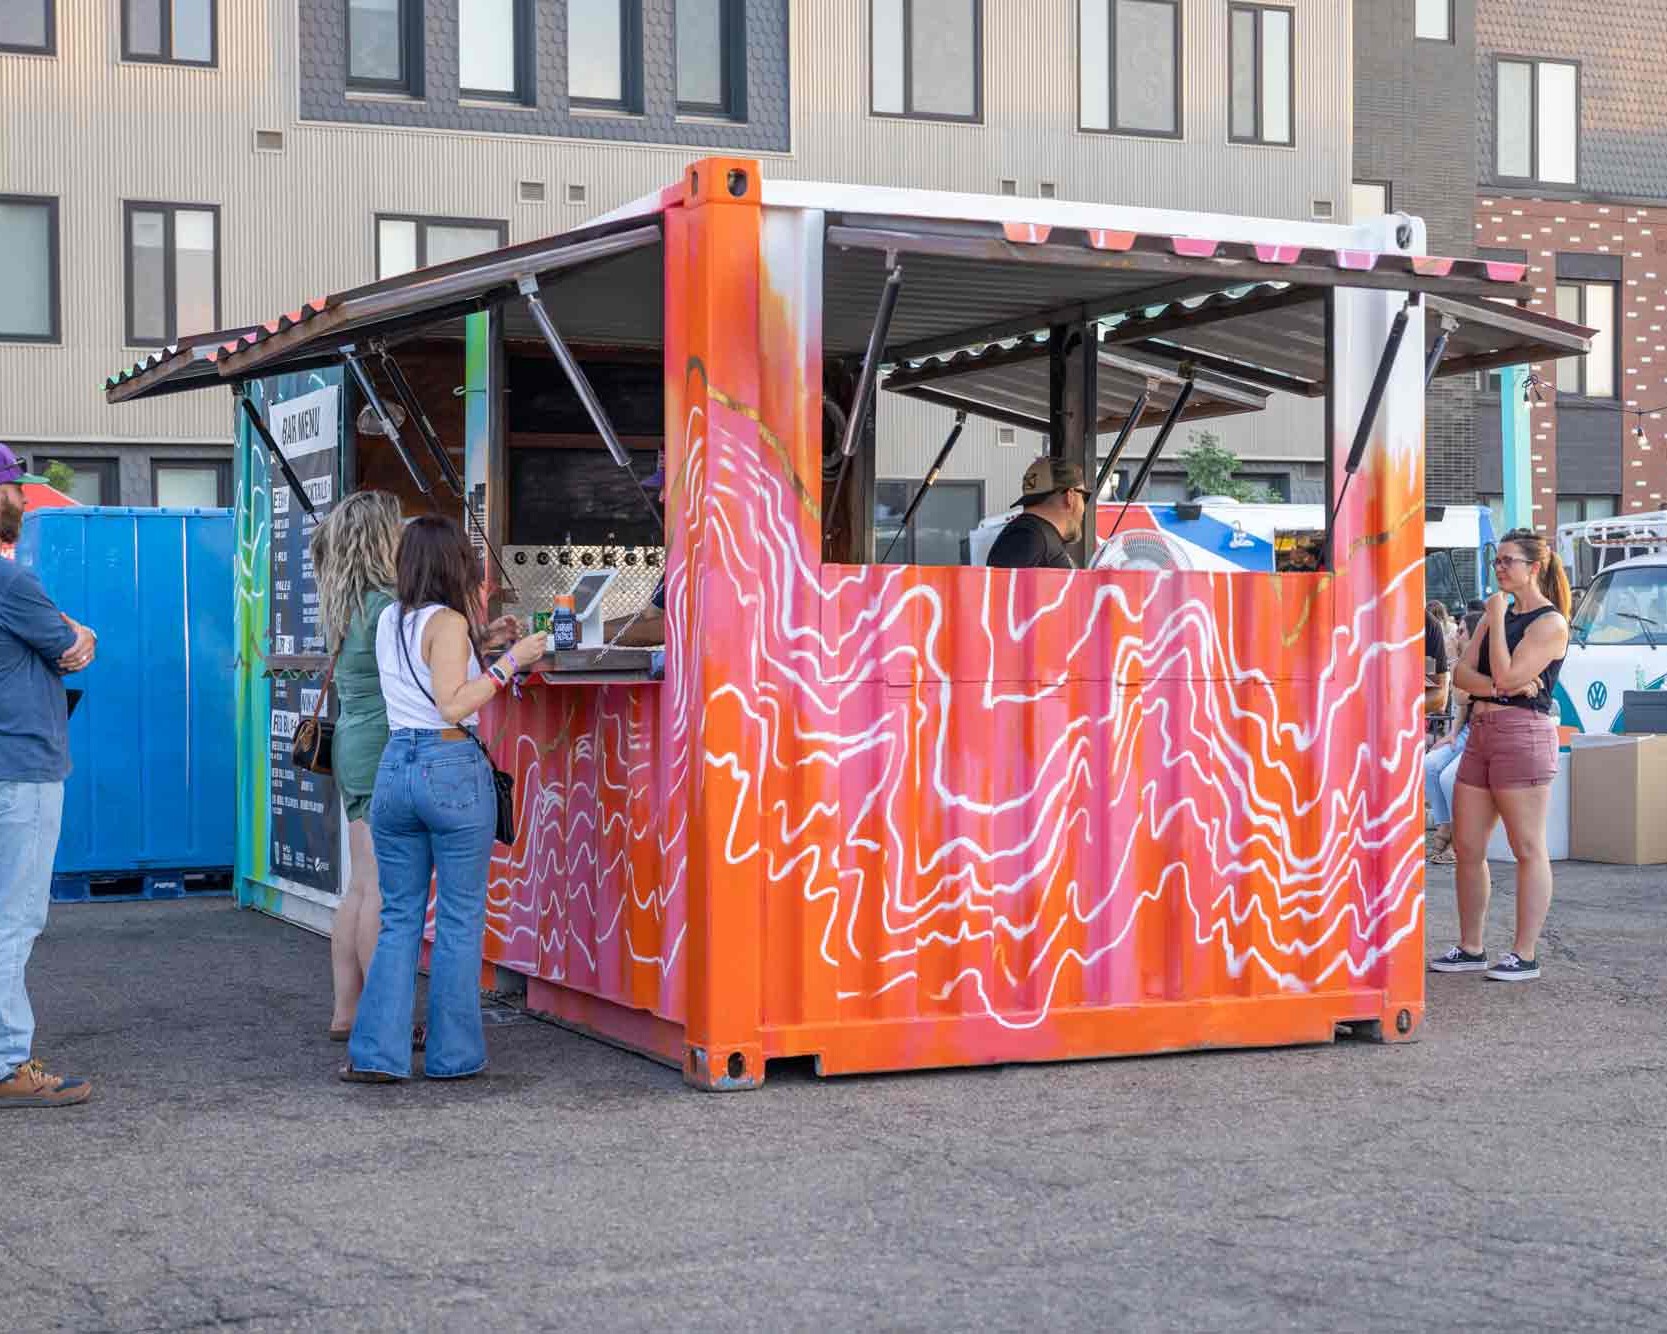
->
<box><xmin>1015</xmin><ymin>456</ymin><xmax>1090</xmax><ymax>507</ymax></box>
<box><xmin>0</xmin><ymin>443</ymin><xmax>47</xmax><ymax>487</ymax></box>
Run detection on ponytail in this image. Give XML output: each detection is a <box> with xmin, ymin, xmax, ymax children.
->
<box><xmin>1540</xmin><ymin>547</ymin><xmax>1572</xmax><ymax>619</ymax></box>
<box><xmin>1501</xmin><ymin>527</ymin><xmax>1572</xmax><ymax>619</ymax></box>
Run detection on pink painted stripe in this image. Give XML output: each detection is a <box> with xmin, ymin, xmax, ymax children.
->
<box><xmin>1002</xmin><ymin>222</ymin><xmax>1052</xmax><ymax>245</ymax></box>
<box><xmin>1484</xmin><ymin>260</ymin><xmax>1529</xmax><ymax>282</ymax></box>
<box><xmin>1087</xmin><ymin>229</ymin><xmax>1137</xmax><ymax>251</ymax></box>
<box><xmin>1411</xmin><ymin>256</ymin><xmax>1455</xmax><ymax>277</ymax></box>
<box><xmin>1171</xmin><ymin>237</ymin><xmax>1219</xmax><ymax>258</ymax></box>
<box><xmin>1253</xmin><ymin>244</ymin><xmax>1302</xmax><ymax>264</ymax></box>
<box><xmin>1335</xmin><ymin>250</ymin><xmax>1379</xmax><ymax>271</ymax></box>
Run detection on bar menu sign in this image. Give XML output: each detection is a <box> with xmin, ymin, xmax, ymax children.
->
<box><xmin>265</xmin><ymin>380</ymin><xmax>341</xmax><ymax>895</ymax></box>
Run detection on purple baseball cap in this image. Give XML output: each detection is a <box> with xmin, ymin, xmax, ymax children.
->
<box><xmin>0</xmin><ymin>443</ymin><xmax>47</xmax><ymax>487</ymax></box>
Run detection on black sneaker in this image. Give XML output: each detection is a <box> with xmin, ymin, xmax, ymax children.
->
<box><xmin>1429</xmin><ymin>946</ymin><xmax>1489</xmax><ymax>973</ymax></box>
<box><xmin>1486</xmin><ymin>952</ymin><xmax>1541</xmax><ymax>982</ymax></box>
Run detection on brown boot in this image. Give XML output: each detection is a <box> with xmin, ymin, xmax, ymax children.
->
<box><xmin>0</xmin><ymin>1059</ymin><xmax>92</xmax><ymax>1108</ymax></box>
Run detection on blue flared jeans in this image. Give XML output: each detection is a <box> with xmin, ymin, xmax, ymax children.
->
<box><xmin>349</xmin><ymin>731</ymin><xmax>495</xmax><ymax>1080</ymax></box>
<box><xmin>0</xmin><ymin>780</ymin><xmax>63</xmax><ymax>1080</ymax></box>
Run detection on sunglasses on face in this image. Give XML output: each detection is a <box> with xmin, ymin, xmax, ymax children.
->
<box><xmin>1492</xmin><ymin>554</ymin><xmax>1533</xmax><ymax>569</ymax></box>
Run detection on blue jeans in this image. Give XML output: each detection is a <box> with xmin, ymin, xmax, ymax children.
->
<box><xmin>0</xmin><ymin>780</ymin><xmax>64</xmax><ymax>1079</ymax></box>
<box><xmin>1425</xmin><ymin>725</ymin><xmax>1470</xmax><ymax>826</ymax></box>
<box><xmin>349</xmin><ymin>731</ymin><xmax>496</xmax><ymax>1079</ymax></box>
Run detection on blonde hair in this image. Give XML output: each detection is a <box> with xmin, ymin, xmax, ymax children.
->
<box><xmin>1500</xmin><ymin>528</ymin><xmax>1573</xmax><ymax>619</ymax></box>
<box><xmin>310</xmin><ymin>491</ymin><xmax>402</xmax><ymax>652</ymax></box>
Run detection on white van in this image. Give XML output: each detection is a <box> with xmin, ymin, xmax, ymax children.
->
<box><xmin>1556</xmin><ymin>549</ymin><xmax>1667</xmax><ymax>733</ymax></box>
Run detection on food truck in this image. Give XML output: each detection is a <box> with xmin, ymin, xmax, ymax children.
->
<box><xmin>1552</xmin><ymin>512</ymin><xmax>1667</xmax><ymax>733</ymax></box>
<box><xmin>106</xmin><ymin>160</ymin><xmax>1590</xmax><ymax>1087</ymax></box>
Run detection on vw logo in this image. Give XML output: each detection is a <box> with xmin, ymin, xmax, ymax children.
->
<box><xmin>1589</xmin><ymin>681</ymin><xmax>1609</xmax><ymax>712</ymax></box>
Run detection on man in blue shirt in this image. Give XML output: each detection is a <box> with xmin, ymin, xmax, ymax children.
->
<box><xmin>0</xmin><ymin>444</ymin><xmax>97</xmax><ymax>1107</ymax></box>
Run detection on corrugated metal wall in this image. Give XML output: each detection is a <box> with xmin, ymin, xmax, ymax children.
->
<box><xmin>0</xmin><ymin>0</ymin><xmax>1351</xmax><ymax>511</ymax></box>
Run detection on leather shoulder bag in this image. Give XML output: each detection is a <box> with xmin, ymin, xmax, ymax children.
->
<box><xmin>292</xmin><ymin>651</ymin><xmax>340</xmax><ymax>775</ymax></box>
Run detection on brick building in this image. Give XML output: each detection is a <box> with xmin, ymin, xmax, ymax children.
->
<box><xmin>1470</xmin><ymin>0</ymin><xmax>1667</xmax><ymax>532</ymax></box>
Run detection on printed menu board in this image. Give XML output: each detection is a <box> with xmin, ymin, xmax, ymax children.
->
<box><xmin>262</xmin><ymin>378</ymin><xmax>343</xmax><ymax>895</ymax></box>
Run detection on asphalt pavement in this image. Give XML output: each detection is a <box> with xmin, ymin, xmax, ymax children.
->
<box><xmin>4</xmin><ymin>861</ymin><xmax>1665</xmax><ymax>1333</ymax></box>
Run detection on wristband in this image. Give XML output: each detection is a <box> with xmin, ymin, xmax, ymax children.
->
<box><xmin>487</xmin><ymin>661</ymin><xmax>511</xmax><ymax>689</ymax></box>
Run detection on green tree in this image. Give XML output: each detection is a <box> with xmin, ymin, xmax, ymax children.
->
<box><xmin>1178</xmin><ymin>432</ymin><xmax>1276</xmax><ymax>503</ymax></box>
<box><xmin>44</xmin><ymin>460</ymin><xmax>76</xmax><ymax>496</ymax></box>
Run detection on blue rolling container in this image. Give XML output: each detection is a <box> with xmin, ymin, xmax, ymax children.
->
<box><xmin>16</xmin><ymin>508</ymin><xmax>236</xmax><ymax>899</ymax></box>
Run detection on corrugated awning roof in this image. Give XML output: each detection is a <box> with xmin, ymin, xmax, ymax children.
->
<box><xmin>1104</xmin><ymin>283</ymin><xmax>1593</xmax><ymax>389</ymax></box>
<box><xmin>883</xmin><ymin>336</ymin><xmax>1270</xmax><ymax>432</ymax></box>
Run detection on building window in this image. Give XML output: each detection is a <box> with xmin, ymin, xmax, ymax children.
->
<box><xmin>1351</xmin><ymin>180</ymin><xmax>1391</xmax><ymax>221</ymax></box>
<box><xmin>1414</xmin><ymin>0</ymin><xmax>1451</xmax><ymax>42</ymax></box>
<box><xmin>0</xmin><ymin>0</ymin><xmax>53</xmax><ymax>54</ymax></box>
<box><xmin>1228</xmin><ymin>4</ymin><xmax>1293</xmax><ymax>147</ymax></box>
<box><xmin>677</xmin><ymin>0</ymin><xmax>746</xmax><ymax>118</ymax></box>
<box><xmin>875</xmin><ymin>479</ymin><xmax>983</xmax><ymax>566</ymax></box>
<box><xmin>1556</xmin><ymin>495</ymin><xmax>1618</xmax><ymax>528</ymax></box>
<box><xmin>569</xmin><ymin>0</ymin><xmax>643</xmax><ymax>111</ymax></box>
<box><xmin>0</xmin><ymin>195</ymin><xmax>60</xmax><ymax>343</ymax></box>
<box><xmin>460</xmin><ymin>0</ymin><xmax>531</xmax><ymax>101</ymax></box>
<box><xmin>347</xmin><ymin>0</ymin><xmax>421</xmax><ymax>93</ymax></box>
<box><xmin>36</xmin><ymin>457</ymin><xmax>119</xmax><ymax>506</ymax></box>
<box><xmin>1079</xmin><ymin>0</ymin><xmax>1181</xmax><ymax>138</ymax></box>
<box><xmin>124</xmin><ymin>202</ymin><xmax>220</xmax><ymax>347</ymax></box>
<box><xmin>1555</xmin><ymin>280</ymin><xmax>1616</xmax><ymax>398</ymax></box>
<box><xmin>153</xmin><ymin>460</ymin><xmax>232</xmax><ymax>507</ymax></box>
<box><xmin>871</xmin><ymin>0</ymin><xmax>982</xmax><ymax>123</ymax></box>
<box><xmin>123</xmin><ymin>0</ymin><xmax>216</xmax><ymax>66</ymax></box>
<box><xmin>376</xmin><ymin>214</ymin><xmax>507</xmax><ymax>278</ymax></box>
<box><xmin>1496</xmin><ymin>58</ymin><xmax>1578</xmax><ymax>186</ymax></box>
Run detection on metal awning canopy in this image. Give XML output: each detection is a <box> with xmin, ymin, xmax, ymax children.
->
<box><xmin>882</xmin><ymin>336</ymin><xmax>1270</xmax><ymax>432</ymax></box>
<box><xmin>1101</xmin><ymin>284</ymin><xmax>1594</xmax><ymax>392</ymax></box>
<box><xmin>106</xmin><ymin>218</ymin><xmax>666</xmax><ymax>403</ymax></box>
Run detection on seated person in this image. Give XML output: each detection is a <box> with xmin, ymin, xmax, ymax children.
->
<box><xmin>604</xmin><ymin>467</ymin><xmax>666</xmax><ymax>648</ymax></box>
<box><xmin>1425</xmin><ymin>608</ymin><xmax>1451</xmax><ymax>720</ymax></box>
<box><xmin>986</xmin><ymin>457</ymin><xmax>1090</xmax><ymax>570</ymax></box>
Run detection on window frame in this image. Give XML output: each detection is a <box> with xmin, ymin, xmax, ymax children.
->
<box><xmin>874</xmin><ymin>477</ymin><xmax>985</xmax><ymax>566</ymax></box>
<box><xmin>1554</xmin><ymin>278</ymin><xmax>1618</xmax><ymax>400</ymax></box>
<box><xmin>675</xmin><ymin>0</ymin><xmax>748</xmax><ymax>120</ymax></box>
<box><xmin>374</xmin><ymin>212</ymin><xmax>509</xmax><ymax>278</ymax></box>
<box><xmin>0</xmin><ymin>0</ymin><xmax>54</xmax><ymax>55</ymax></box>
<box><xmin>122</xmin><ymin>200</ymin><xmax>222</xmax><ymax>350</ymax></box>
<box><xmin>1226</xmin><ymin>2</ymin><xmax>1295</xmax><ymax>149</ymax></box>
<box><xmin>122</xmin><ymin>0</ymin><xmax>219</xmax><ymax>68</ymax></box>
<box><xmin>458</xmin><ymin>0</ymin><xmax>534</xmax><ymax>103</ymax></box>
<box><xmin>568</xmin><ymin>0</ymin><xmax>645</xmax><ymax>114</ymax></box>
<box><xmin>1078</xmin><ymin>0</ymin><xmax>1184</xmax><ymax>141</ymax></box>
<box><xmin>151</xmin><ymin>458</ymin><xmax>233</xmax><ymax>508</ymax></box>
<box><xmin>870</xmin><ymin>0</ymin><xmax>985</xmax><ymax>126</ymax></box>
<box><xmin>0</xmin><ymin>193</ymin><xmax>62</xmax><ymax>344</ymax></box>
<box><xmin>346</xmin><ymin>0</ymin><xmax>424</xmax><ymax>95</ymax></box>
<box><xmin>34</xmin><ymin>455</ymin><xmax>120</xmax><ymax>506</ymax></box>
<box><xmin>1414</xmin><ymin>0</ymin><xmax>1453</xmax><ymax>43</ymax></box>
<box><xmin>1493</xmin><ymin>55</ymin><xmax>1581</xmax><ymax>188</ymax></box>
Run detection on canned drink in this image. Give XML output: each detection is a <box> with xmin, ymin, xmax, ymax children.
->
<box><xmin>532</xmin><ymin>611</ymin><xmax>552</xmax><ymax>634</ymax></box>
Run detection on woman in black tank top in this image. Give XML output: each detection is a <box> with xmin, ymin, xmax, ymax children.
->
<box><xmin>1430</xmin><ymin>530</ymin><xmax>1572</xmax><ymax>984</ymax></box>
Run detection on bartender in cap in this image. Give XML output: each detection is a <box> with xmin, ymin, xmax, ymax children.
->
<box><xmin>985</xmin><ymin>456</ymin><xmax>1091</xmax><ymax>570</ymax></box>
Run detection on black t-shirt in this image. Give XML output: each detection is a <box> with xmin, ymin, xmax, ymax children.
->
<box><xmin>986</xmin><ymin>513</ymin><xmax>1076</xmax><ymax>570</ymax></box>
<box><xmin>1425</xmin><ymin>612</ymin><xmax>1450</xmax><ymax>678</ymax></box>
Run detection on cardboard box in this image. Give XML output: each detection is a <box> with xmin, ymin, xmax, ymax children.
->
<box><xmin>1569</xmin><ymin>734</ymin><xmax>1667</xmax><ymax>866</ymax></box>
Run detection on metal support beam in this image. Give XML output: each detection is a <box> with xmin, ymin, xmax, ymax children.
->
<box><xmin>235</xmin><ymin>386</ymin><xmax>319</xmax><ymax>519</ymax></box>
<box><xmin>1425</xmin><ymin>312</ymin><xmax>1460</xmax><ymax>388</ymax></box>
<box><xmin>828</xmin><ymin>256</ymin><xmax>904</xmax><ymax>538</ymax></box>
<box><xmin>1049</xmin><ymin>323</ymin><xmax>1098</xmax><ymax>565</ymax></box>
<box><xmin>343</xmin><ymin>347</ymin><xmax>431</xmax><ymax>494</ymax></box>
<box><xmin>516</xmin><ymin>276</ymin><xmax>632</xmax><ymax>471</ymax></box>
<box><xmin>1099</xmin><ymin>373</ymin><xmax>1196</xmax><ymax>556</ymax></box>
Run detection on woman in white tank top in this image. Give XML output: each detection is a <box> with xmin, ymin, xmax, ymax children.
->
<box><xmin>343</xmin><ymin>516</ymin><xmax>545</xmax><ymax>1084</ymax></box>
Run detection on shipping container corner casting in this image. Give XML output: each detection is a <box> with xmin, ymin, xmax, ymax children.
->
<box><xmin>104</xmin><ymin>158</ymin><xmax>1592</xmax><ymax>1089</ymax></box>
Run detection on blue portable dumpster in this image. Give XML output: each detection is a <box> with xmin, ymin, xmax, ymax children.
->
<box><xmin>16</xmin><ymin>508</ymin><xmax>236</xmax><ymax>899</ymax></box>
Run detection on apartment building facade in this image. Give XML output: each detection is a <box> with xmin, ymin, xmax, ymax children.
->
<box><xmin>1465</xmin><ymin>0</ymin><xmax>1667</xmax><ymax>533</ymax></box>
<box><xmin>2</xmin><ymin>1</ymin><xmax>1352</xmax><ymax>525</ymax></box>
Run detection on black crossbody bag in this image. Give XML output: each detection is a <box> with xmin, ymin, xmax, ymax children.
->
<box><xmin>395</xmin><ymin>611</ymin><xmax>517</xmax><ymax>846</ymax></box>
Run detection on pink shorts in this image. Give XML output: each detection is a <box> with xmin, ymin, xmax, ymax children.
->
<box><xmin>1456</xmin><ymin>708</ymin><xmax>1559</xmax><ymax>790</ymax></box>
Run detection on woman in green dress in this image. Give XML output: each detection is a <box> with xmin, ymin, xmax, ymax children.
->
<box><xmin>311</xmin><ymin>492</ymin><xmax>403</xmax><ymax>1038</ymax></box>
